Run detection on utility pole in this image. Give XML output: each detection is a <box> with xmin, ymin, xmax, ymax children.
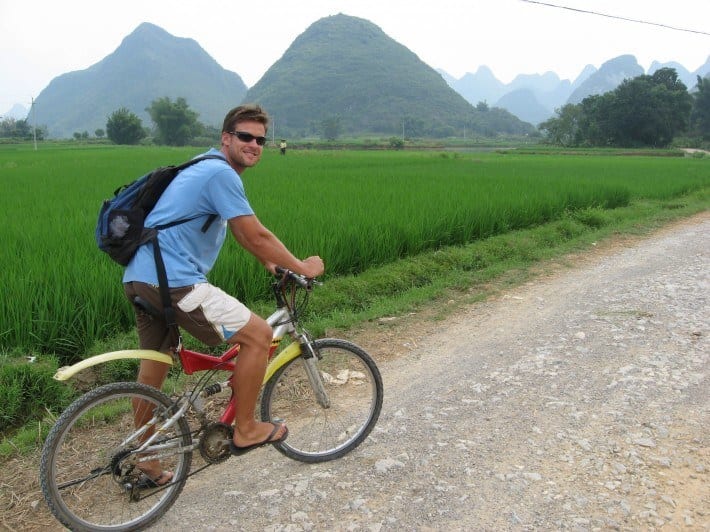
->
<box><xmin>31</xmin><ymin>97</ymin><xmax>37</xmax><ymax>150</ymax></box>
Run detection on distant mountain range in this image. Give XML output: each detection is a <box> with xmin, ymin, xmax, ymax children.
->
<box><xmin>441</xmin><ymin>54</ymin><xmax>710</xmax><ymax>126</ymax></box>
<box><xmin>7</xmin><ymin>18</ymin><xmax>710</xmax><ymax>137</ymax></box>
<box><xmin>24</xmin><ymin>17</ymin><xmax>532</xmax><ymax>139</ymax></box>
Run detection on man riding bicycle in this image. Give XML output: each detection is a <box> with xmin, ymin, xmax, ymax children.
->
<box><xmin>122</xmin><ymin>104</ymin><xmax>324</xmax><ymax>486</ymax></box>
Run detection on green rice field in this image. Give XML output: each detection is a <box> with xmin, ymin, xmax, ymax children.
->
<box><xmin>1</xmin><ymin>144</ymin><xmax>708</xmax><ymax>363</ymax></box>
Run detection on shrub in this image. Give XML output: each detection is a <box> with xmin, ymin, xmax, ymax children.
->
<box><xmin>388</xmin><ymin>136</ymin><xmax>404</xmax><ymax>150</ymax></box>
<box><xmin>0</xmin><ymin>359</ymin><xmax>74</xmax><ymax>435</ymax></box>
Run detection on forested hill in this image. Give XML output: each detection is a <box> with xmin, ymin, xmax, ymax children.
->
<box><xmin>244</xmin><ymin>14</ymin><xmax>534</xmax><ymax>138</ymax></box>
<box><xmin>34</xmin><ymin>23</ymin><xmax>247</xmax><ymax>138</ymax></box>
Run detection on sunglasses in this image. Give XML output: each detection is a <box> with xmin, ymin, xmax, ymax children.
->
<box><xmin>229</xmin><ymin>130</ymin><xmax>267</xmax><ymax>146</ymax></box>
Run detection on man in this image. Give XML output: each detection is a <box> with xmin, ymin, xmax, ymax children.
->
<box><xmin>279</xmin><ymin>139</ymin><xmax>287</xmax><ymax>155</ymax></box>
<box><xmin>123</xmin><ymin>104</ymin><xmax>324</xmax><ymax>485</ymax></box>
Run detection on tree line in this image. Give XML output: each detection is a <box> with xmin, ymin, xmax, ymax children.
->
<box><xmin>106</xmin><ymin>96</ymin><xmax>219</xmax><ymax>146</ymax></box>
<box><xmin>0</xmin><ymin>97</ymin><xmax>218</xmax><ymax>145</ymax></box>
<box><xmin>0</xmin><ymin>117</ymin><xmax>47</xmax><ymax>141</ymax></box>
<box><xmin>539</xmin><ymin>69</ymin><xmax>710</xmax><ymax>147</ymax></box>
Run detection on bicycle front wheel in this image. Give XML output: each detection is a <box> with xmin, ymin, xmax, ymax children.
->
<box><xmin>261</xmin><ymin>338</ymin><xmax>383</xmax><ymax>463</ymax></box>
<box><xmin>40</xmin><ymin>382</ymin><xmax>192</xmax><ymax>532</ymax></box>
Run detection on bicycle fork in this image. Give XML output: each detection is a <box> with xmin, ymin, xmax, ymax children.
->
<box><xmin>299</xmin><ymin>339</ymin><xmax>331</xmax><ymax>409</ymax></box>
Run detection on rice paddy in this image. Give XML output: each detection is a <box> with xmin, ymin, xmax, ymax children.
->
<box><xmin>1</xmin><ymin>144</ymin><xmax>707</xmax><ymax>362</ymax></box>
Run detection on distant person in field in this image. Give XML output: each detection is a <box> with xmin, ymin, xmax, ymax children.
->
<box><xmin>123</xmin><ymin>104</ymin><xmax>324</xmax><ymax>486</ymax></box>
<box><xmin>279</xmin><ymin>139</ymin><xmax>287</xmax><ymax>155</ymax></box>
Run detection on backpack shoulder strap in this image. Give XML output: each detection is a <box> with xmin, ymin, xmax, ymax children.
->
<box><xmin>174</xmin><ymin>153</ymin><xmax>226</xmax><ymax>171</ymax></box>
<box><xmin>151</xmin><ymin>153</ymin><xmax>228</xmax><ymax>232</ymax></box>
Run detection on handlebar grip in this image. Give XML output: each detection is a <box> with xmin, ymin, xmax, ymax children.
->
<box><xmin>274</xmin><ymin>266</ymin><xmax>312</xmax><ymax>288</ymax></box>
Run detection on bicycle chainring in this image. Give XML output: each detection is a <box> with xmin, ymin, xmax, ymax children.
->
<box><xmin>199</xmin><ymin>422</ymin><xmax>233</xmax><ymax>463</ymax></box>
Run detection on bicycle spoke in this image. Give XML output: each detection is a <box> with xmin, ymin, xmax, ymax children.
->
<box><xmin>262</xmin><ymin>339</ymin><xmax>383</xmax><ymax>462</ymax></box>
<box><xmin>41</xmin><ymin>382</ymin><xmax>193</xmax><ymax>531</ymax></box>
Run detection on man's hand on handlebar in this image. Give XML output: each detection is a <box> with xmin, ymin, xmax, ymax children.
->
<box><xmin>273</xmin><ymin>256</ymin><xmax>324</xmax><ymax>278</ymax></box>
<box><xmin>299</xmin><ymin>256</ymin><xmax>324</xmax><ymax>278</ymax></box>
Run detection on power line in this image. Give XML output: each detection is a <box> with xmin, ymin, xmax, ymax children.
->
<box><xmin>519</xmin><ymin>0</ymin><xmax>710</xmax><ymax>36</ymax></box>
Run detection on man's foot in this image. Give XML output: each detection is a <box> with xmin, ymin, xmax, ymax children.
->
<box><xmin>229</xmin><ymin>422</ymin><xmax>288</xmax><ymax>456</ymax></box>
<box><xmin>135</xmin><ymin>470</ymin><xmax>173</xmax><ymax>489</ymax></box>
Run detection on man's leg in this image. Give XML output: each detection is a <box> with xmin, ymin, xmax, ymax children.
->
<box><xmin>124</xmin><ymin>282</ymin><xmax>175</xmax><ymax>482</ymax></box>
<box><xmin>137</xmin><ymin>358</ymin><xmax>171</xmax><ymax>388</ymax></box>
<box><xmin>228</xmin><ymin>314</ymin><xmax>288</xmax><ymax>446</ymax></box>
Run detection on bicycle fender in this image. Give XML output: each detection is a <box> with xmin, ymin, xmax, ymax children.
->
<box><xmin>263</xmin><ymin>342</ymin><xmax>301</xmax><ymax>383</ymax></box>
<box><xmin>53</xmin><ymin>350</ymin><xmax>173</xmax><ymax>381</ymax></box>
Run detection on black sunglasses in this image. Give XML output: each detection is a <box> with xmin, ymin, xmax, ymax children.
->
<box><xmin>229</xmin><ymin>130</ymin><xmax>267</xmax><ymax>146</ymax></box>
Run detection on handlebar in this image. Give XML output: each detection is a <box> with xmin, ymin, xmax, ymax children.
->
<box><xmin>274</xmin><ymin>266</ymin><xmax>318</xmax><ymax>289</ymax></box>
<box><xmin>272</xmin><ymin>266</ymin><xmax>320</xmax><ymax>315</ymax></box>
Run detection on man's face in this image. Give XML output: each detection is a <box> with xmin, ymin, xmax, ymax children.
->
<box><xmin>222</xmin><ymin>120</ymin><xmax>266</xmax><ymax>172</ymax></box>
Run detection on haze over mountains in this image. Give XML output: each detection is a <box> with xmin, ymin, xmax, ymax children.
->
<box><xmin>10</xmin><ymin>16</ymin><xmax>710</xmax><ymax>138</ymax></box>
<box><xmin>442</xmin><ymin>54</ymin><xmax>710</xmax><ymax>126</ymax></box>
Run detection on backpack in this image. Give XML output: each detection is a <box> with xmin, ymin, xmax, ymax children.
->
<box><xmin>95</xmin><ymin>154</ymin><xmax>223</xmax><ymax>266</ymax></box>
<box><xmin>95</xmin><ymin>154</ymin><xmax>225</xmax><ymax>338</ymax></box>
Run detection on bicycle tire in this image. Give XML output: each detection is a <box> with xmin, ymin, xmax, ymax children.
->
<box><xmin>40</xmin><ymin>382</ymin><xmax>192</xmax><ymax>532</ymax></box>
<box><xmin>261</xmin><ymin>338</ymin><xmax>383</xmax><ymax>463</ymax></box>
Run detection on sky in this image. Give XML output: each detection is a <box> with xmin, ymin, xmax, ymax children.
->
<box><xmin>1</xmin><ymin>0</ymin><xmax>709</xmax><ymax>115</ymax></box>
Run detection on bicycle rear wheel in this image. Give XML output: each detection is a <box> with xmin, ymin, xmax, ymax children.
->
<box><xmin>40</xmin><ymin>382</ymin><xmax>192</xmax><ymax>532</ymax></box>
<box><xmin>261</xmin><ymin>338</ymin><xmax>383</xmax><ymax>463</ymax></box>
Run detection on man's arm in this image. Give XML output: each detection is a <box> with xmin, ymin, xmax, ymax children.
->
<box><xmin>228</xmin><ymin>214</ymin><xmax>324</xmax><ymax>278</ymax></box>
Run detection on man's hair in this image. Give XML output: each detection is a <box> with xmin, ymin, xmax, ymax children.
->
<box><xmin>222</xmin><ymin>104</ymin><xmax>269</xmax><ymax>133</ymax></box>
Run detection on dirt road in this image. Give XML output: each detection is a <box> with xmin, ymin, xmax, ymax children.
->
<box><xmin>146</xmin><ymin>214</ymin><xmax>708</xmax><ymax>531</ymax></box>
<box><xmin>5</xmin><ymin>214</ymin><xmax>707</xmax><ymax>531</ymax></box>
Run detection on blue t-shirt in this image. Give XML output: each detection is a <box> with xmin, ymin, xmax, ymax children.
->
<box><xmin>123</xmin><ymin>148</ymin><xmax>254</xmax><ymax>287</ymax></box>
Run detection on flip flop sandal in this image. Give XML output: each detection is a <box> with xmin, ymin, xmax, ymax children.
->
<box><xmin>135</xmin><ymin>470</ymin><xmax>173</xmax><ymax>489</ymax></box>
<box><xmin>228</xmin><ymin>423</ymin><xmax>288</xmax><ymax>456</ymax></box>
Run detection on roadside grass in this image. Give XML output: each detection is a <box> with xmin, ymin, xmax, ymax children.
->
<box><xmin>1</xmin><ymin>189</ymin><xmax>706</xmax><ymax>459</ymax></box>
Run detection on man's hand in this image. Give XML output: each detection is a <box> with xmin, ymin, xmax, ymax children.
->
<box><xmin>299</xmin><ymin>256</ymin><xmax>324</xmax><ymax>278</ymax></box>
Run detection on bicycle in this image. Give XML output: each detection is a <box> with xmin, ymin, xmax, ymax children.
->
<box><xmin>39</xmin><ymin>268</ymin><xmax>383</xmax><ymax>531</ymax></box>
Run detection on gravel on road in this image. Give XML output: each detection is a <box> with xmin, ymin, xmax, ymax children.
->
<box><xmin>150</xmin><ymin>214</ymin><xmax>708</xmax><ymax>531</ymax></box>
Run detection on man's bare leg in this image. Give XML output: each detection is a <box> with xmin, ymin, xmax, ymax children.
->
<box><xmin>230</xmin><ymin>313</ymin><xmax>288</xmax><ymax>446</ymax></box>
<box><xmin>134</xmin><ymin>359</ymin><xmax>173</xmax><ymax>482</ymax></box>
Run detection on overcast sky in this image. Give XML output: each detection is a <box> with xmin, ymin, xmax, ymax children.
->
<box><xmin>1</xmin><ymin>0</ymin><xmax>709</xmax><ymax>114</ymax></box>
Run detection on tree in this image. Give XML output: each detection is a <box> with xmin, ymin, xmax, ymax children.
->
<box><xmin>95</xmin><ymin>128</ymin><xmax>105</xmax><ymax>138</ymax></box>
<box><xmin>0</xmin><ymin>118</ymin><xmax>34</xmax><ymax>139</ymax></box>
<box><xmin>106</xmin><ymin>108</ymin><xmax>146</xmax><ymax>145</ymax></box>
<box><xmin>146</xmin><ymin>97</ymin><xmax>202</xmax><ymax>146</ymax></box>
<box><xmin>539</xmin><ymin>104</ymin><xmax>582</xmax><ymax>146</ymax></box>
<box><xmin>546</xmin><ymin>68</ymin><xmax>692</xmax><ymax>148</ymax></box>
<box><xmin>691</xmin><ymin>75</ymin><xmax>710</xmax><ymax>139</ymax></box>
<box><xmin>597</xmin><ymin>68</ymin><xmax>691</xmax><ymax>147</ymax></box>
